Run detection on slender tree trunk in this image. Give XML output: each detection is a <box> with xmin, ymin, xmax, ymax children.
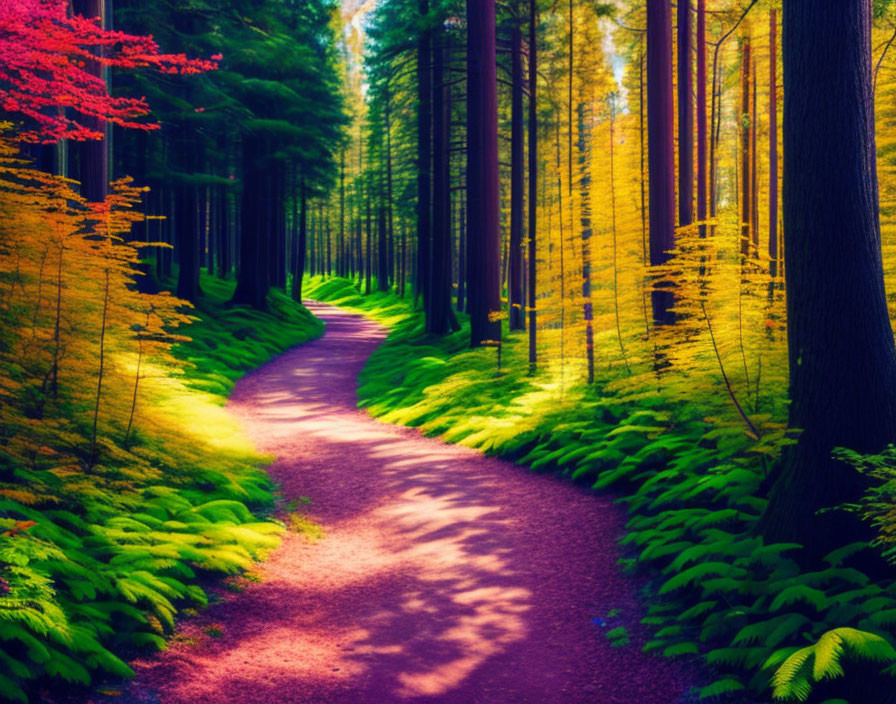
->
<box><xmin>466</xmin><ymin>0</ymin><xmax>501</xmax><ymax>347</ymax></box>
<box><xmin>677</xmin><ymin>0</ymin><xmax>694</xmax><ymax>229</ymax></box>
<box><xmin>339</xmin><ymin>150</ymin><xmax>346</xmax><ymax>277</ymax></box>
<box><xmin>740</xmin><ymin>34</ymin><xmax>752</xmax><ymax>257</ymax></box>
<box><xmin>640</xmin><ymin>44</ymin><xmax>648</xmax><ymax>265</ymax></box>
<box><xmin>769</xmin><ymin>9</ymin><xmax>779</xmax><ymax>278</ymax></box>
<box><xmin>710</xmin><ymin>47</ymin><xmax>723</xmax><ymax>229</ymax></box>
<box><xmin>417</xmin><ymin>0</ymin><xmax>433</xmax><ymax>312</ymax></box>
<box><xmin>751</xmin><ymin>56</ymin><xmax>759</xmax><ymax>255</ymax></box>
<box><xmin>528</xmin><ymin>0</ymin><xmax>538</xmax><ymax>370</ymax></box>
<box><xmin>610</xmin><ymin>101</ymin><xmax>629</xmax><ymax>373</ymax></box>
<box><xmin>577</xmin><ymin>102</ymin><xmax>594</xmax><ymax>384</ymax></box>
<box><xmin>385</xmin><ymin>87</ymin><xmax>395</xmax><ymax>288</ymax></box>
<box><xmin>73</xmin><ymin>0</ymin><xmax>108</xmax><ymax>203</ymax></box>
<box><xmin>292</xmin><ymin>178</ymin><xmax>307</xmax><ymax>301</ymax></box>
<box><xmin>90</xmin><ymin>266</ymin><xmax>110</xmax><ymax>467</ymax></box>
<box><xmin>696</xmin><ymin>0</ymin><xmax>707</xmax><ymax>236</ymax></box>
<box><xmin>647</xmin><ymin>0</ymin><xmax>676</xmax><ymax>324</ymax></box>
<box><xmin>759</xmin><ymin>0</ymin><xmax>896</xmax><ymax>560</ymax></box>
<box><xmin>457</xmin><ymin>199</ymin><xmax>466</xmax><ymax>311</ymax></box>
<box><xmin>365</xmin><ymin>191</ymin><xmax>372</xmax><ymax>295</ymax></box>
<box><xmin>431</xmin><ymin>36</ymin><xmax>459</xmax><ymax>333</ymax></box>
<box><xmin>509</xmin><ymin>16</ymin><xmax>525</xmax><ymax>331</ymax></box>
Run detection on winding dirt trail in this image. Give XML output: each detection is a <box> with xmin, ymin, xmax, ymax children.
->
<box><xmin>126</xmin><ymin>303</ymin><xmax>695</xmax><ymax>704</ymax></box>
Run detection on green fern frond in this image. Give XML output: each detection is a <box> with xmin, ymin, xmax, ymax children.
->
<box><xmin>772</xmin><ymin>628</ymin><xmax>896</xmax><ymax>701</ymax></box>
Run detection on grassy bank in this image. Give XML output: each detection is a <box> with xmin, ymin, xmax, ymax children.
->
<box><xmin>0</xmin><ymin>273</ymin><xmax>322</xmax><ymax>702</ymax></box>
<box><xmin>305</xmin><ymin>274</ymin><xmax>896</xmax><ymax>703</ymax></box>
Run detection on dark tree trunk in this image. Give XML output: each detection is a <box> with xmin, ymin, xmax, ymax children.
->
<box><xmin>309</xmin><ymin>206</ymin><xmax>317</xmax><ymax>277</ymax></box>
<box><xmin>73</xmin><ymin>0</ymin><xmax>108</xmax><ymax>203</ymax></box>
<box><xmin>769</xmin><ymin>9</ymin><xmax>779</xmax><ymax>278</ymax></box>
<box><xmin>759</xmin><ymin>0</ymin><xmax>896</xmax><ymax>559</ymax></box>
<box><xmin>528</xmin><ymin>0</ymin><xmax>538</xmax><ymax>370</ymax></box>
<box><xmin>647</xmin><ymin>0</ymin><xmax>676</xmax><ymax>324</ymax></box>
<box><xmin>175</xmin><ymin>181</ymin><xmax>200</xmax><ymax>301</ymax></box>
<box><xmin>291</xmin><ymin>173</ymin><xmax>299</xmax><ymax>288</ymax></box>
<box><xmin>509</xmin><ymin>18</ymin><xmax>525</xmax><ymax>331</ymax></box>
<box><xmin>291</xmin><ymin>178</ymin><xmax>307</xmax><ymax>302</ymax></box>
<box><xmin>378</xmin><ymin>199</ymin><xmax>389</xmax><ymax>291</ymax></box>
<box><xmin>677</xmin><ymin>0</ymin><xmax>693</xmax><ymax>229</ymax></box>
<box><xmin>430</xmin><ymin>37</ymin><xmax>459</xmax><ymax>334</ymax></box>
<box><xmin>365</xmin><ymin>192</ymin><xmax>372</xmax><ymax>295</ymax></box>
<box><xmin>385</xmin><ymin>88</ymin><xmax>395</xmax><ymax>288</ymax></box>
<box><xmin>400</xmin><ymin>220</ymin><xmax>407</xmax><ymax>298</ymax></box>
<box><xmin>272</xmin><ymin>164</ymin><xmax>286</xmax><ymax>288</ymax></box>
<box><xmin>175</xmin><ymin>138</ymin><xmax>201</xmax><ymax>302</ymax></box>
<box><xmin>207</xmin><ymin>186</ymin><xmax>216</xmax><ymax>277</ymax></box>
<box><xmin>696</xmin><ymin>0</ymin><xmax>707</xmax><ymax>237</ymax></box>
<box><xmin>456</xmin><ymin>199</ymin><xmax>466</xmax><ymax>312</ymax></box>
<box><xmin>466</xmin><ymin>0</ymin><xmax>501</xmax><ymax>348</ymax></box>
<box><xmin>417</xmin><ymin>0</ymin><xmax>433</xmax><ymax>312</ymax></box>
<box><xmin>232</xmin><ymin>136</ymin><xmax>270</xmax><ymax>310</ymax></box>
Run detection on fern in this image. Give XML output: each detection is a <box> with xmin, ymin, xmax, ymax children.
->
<box><xmin>771</xmin><ymin>628</ymin><xmax>896</xmax><ymax>701</ymax></box>
<box><xmin>698</xmin><ymin>677</ymin><xmax>745</xmax><ymax>699</ymax></box>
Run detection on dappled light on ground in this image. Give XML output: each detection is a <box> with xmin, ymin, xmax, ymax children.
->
<box><xmin>121</xmin><ymin>304</ymin><xmax>694</xmax><ymax>704</ymax></box>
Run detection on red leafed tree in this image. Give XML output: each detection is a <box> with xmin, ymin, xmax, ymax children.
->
<box><xmin>0</xmin><ymin>0</ymin><xmax>217</xmax><ymax>144</ymax></box>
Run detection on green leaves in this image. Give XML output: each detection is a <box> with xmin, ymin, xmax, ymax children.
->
<box><xmin>771</xmin><ymin>628</ymin><xmax>896</xmax><ymax>702</ymax></box>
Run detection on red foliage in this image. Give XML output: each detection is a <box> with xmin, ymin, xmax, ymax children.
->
<box><xmin>0</xmin><ymin>0</ymin><xmax>219</xmax><ymax>143</ymax></box>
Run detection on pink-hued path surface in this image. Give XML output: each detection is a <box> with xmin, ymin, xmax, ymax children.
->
<box><xmin>124</xmin><ymin>303</ymin><xmax>696</xmax><ymax>704</ymax></box>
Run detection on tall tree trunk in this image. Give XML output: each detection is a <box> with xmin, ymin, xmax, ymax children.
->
<box><xmin>365</xmin><ymin>191</ymin><xmax>372</xmax><ymax>295</ymax></box>
<box><xmin>759</xmin><ymin>0</ymin><xmax>896</xmax><ymax>560</ymax></box>
<box><xmin>232</xmin><ymin>135</ymin><xmax>269</xmax><ymax>309</ymax></box>
<box><xmin>385</xmin><ymin>87</ymin><xmax>395</xmax><ymax>288</ymax></box>
<box><xmin>339</xmin><ymin>151</ymin><xmax>346</xmax><ymax>277</ymax></box>
<box><xmin>677</xmin><ymin>0</ymin><xmax>694</xmax><ymax>229</ymax></box>
<box><xmin>430</xmin><ymin>36</ymin><xmax>459</xmax><ymax>334</ymax></box>
<box><xmin>466</xmin><ymin>0</ymin><xmax>501</xmax><ymax>348</ymax></box>
<box><xmin>577</xmin><ymin>102</ymin><xmax>595</xmax><ymax>383</ymax></box>
<box><xmin>509</xmin><ymin>16</ymin><xmax>525</xmax><ymax>331</ymax></box>
<box><xmin>73</xmin><ymin>0</ymin><xmax>108</xmax><ymax>203</ymax></box>
<box><xmin>417</xmin><ymin>0</ymin><xmax>433</xmax><ymax>313</ymax></box>
<box><xmin>206</xmin><ymin>186</ymin><xmax>215</xmax><ymax>277</ymax></box>
<box><xmin>740</xmin><ymin>34</ymin><xmax>752</xmax><ymax>257</ymax></box>
<box><xmin>647</xmin><ymin>0</ymin><xmax>676</xmax><ymax>325</ymax></box>
<box><xmin>769</xmin><ymin>9</ymin><xmax>779</xmax><ymax>278</ymax></box>
<box><xmin>175</xmin><ymin>179</ymin><xmax>200</xmax><ymax>302</ymax></box>
<box><xmin>291</xmin><ymin>177</ymin><xmax>307</xmax><ymax>301</ymax></box>
<box><xmin>400</xmin><ymin>220</ymin><xmax>407</xmax><ymax>298</ymax></box>
<box><xmin>751</xmin><ymin>56</ymin><xmax>759</xmax><ymax>255</ymax></box>
<box><xmin>528</xmin><ymin>0</ymin><xmax>538</xmax><ymax>370</ymax></box>
<box><xmin>696</xmin><ymin>0</ymin><xmax>707</xmax><ymax>237</ymax></box>
<box><xmin>457</xmin><ymin>198</ymin><xmax>466</xmax><ymax>311</ymax></box>
<box><xmin>378</xmin><ymin>201</ymin><xmax>388</xmax><ymax>290</ymax></box>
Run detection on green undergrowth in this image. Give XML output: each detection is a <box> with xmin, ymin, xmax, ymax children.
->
<box><xmin>305</xmin><ymin>275</ymin><xmax>896</xmax><ymax>704</ymax></box>
<box><xmin>0</xmin><ymin>273</ymin><xmax>322</xmax><ymax>702</ymax></box>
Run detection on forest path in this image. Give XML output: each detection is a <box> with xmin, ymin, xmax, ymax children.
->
<box><xmin>126</xmin><ymin>302</ymin><xmax>694</xmax><ymax>704</ymax></box>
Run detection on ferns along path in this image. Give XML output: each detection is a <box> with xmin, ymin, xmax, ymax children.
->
<box><xmin>12</xmin><ymin>0</ymin><xmax>896</xmax><ymax>702</ymax></box>
<box><xmin>97</xmin><ymin>303</ymin><xmax>693</xmax><ymax>704</ymax></box>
